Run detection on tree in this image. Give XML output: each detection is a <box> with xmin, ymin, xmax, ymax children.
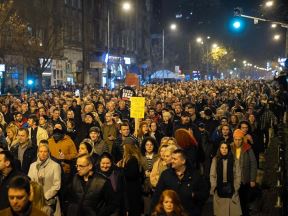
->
<box><xmin>202</xmin><ymin>46</ymin><xmax>234</xmax><ymax>76</ymax></box>
<box><xmin>0</xmin><ymin>0</ymin><xmax>64</xmax><ymax>89</ymax></box>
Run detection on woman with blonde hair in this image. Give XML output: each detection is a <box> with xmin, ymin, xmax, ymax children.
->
<box><xmin>0</xmin><ymin>112</ymin><xmax>7</xmax><ymax>130</ymax></box>
<box><xmin>152</xmin><ymin>189</ymin><xmax>188</xmax><ymax>216</ymax></box>
<box><xmin>117</xmin><ymin>143</ymin><xmax>144</xmax><ymax>216</ymax></box>
<box><xmin>150</xmin><ymin>144</ymin><xmax>169</xmax><ymax>188</ymax></box>
<box><xmin>5</xmin><ymin>124</ymin><xmax>18</xmax><ymax>150</ymax></box>
<box><xmin>160</xmin><ymin>137</ymin><xmax>170</xmax><ymax>147</ymax></box>
<box><xmin>30</xmin><ymin>181</ymin><xmax>53</xmax><ymax>216</ymax></box>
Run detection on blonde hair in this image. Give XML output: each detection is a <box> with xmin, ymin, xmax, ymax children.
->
<box><xmin>30</xmin><ymin>182</ymin><xmax>47</xmax><ymax>210</ymax></box>
<box><xmin>160</xmin><ymin>137</ymin><xmax>170</xmax><ymax>146</ymax></box>
<box><xmin>164</xmin><ymin>145</ymin><xmax>178</xmax><ymax>155</ymax></box>
<box><xmin>0</xmin><ymin>112</ymin><xmax>6</xmax><ymax>126</ymax></box>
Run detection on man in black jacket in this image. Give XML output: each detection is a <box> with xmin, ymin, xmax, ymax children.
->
<box><xmin>0</xmin><ymin>151</ymin><xmax>24</xmax><ymax>210</ymax></box>
<box><xmin>151</xmin><ymin>149</ymin><xmax>209</xmax><ymax>216</ymax></box>
<box><xmin>10</xmin><ymin>128</ymin><xmax>36</xmax><ymax>174</ymax></box>
<box><xmin>67</xmin><ymin>154</ymin><xmax>117</xmax><ymax>216</ymax></box>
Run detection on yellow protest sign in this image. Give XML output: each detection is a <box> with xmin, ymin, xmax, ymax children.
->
<box><xmin>130</xmin><ymin>97</ymin><xmax>145</xmax><ymax>119</ymax></box>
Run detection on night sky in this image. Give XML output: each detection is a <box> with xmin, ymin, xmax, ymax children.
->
<box><xmin>160</xmin><ymin>0</ymin><xmax>287</xmax><ymax>67</ymax></box>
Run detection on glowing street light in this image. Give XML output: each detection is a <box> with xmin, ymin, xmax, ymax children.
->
<box><xmin>122</xmin><ymin>2</ymin><xmax>132</xmax><ymax>11</ymax></box>
<box><xmin>212</xmin><ymin>43</ymin><xmax>218</xmax><ymax>49</ymax></box>
<box><xmin>273</xmin><ymin>34</ymin><xmax>280</xmax><ymax>40</ymax></box>
<box><xmin>265</xmin><ymin>1</ymin><xmax>274</xmax><ymax>7</ymax></box>
<box><xmin>196</xmin><ymin>37</ymin><xmax>203</xmax><ymax>43</ymax></box>
<box><xmin>271</xmin><ymin>23</ymin><xmax>277</xmax><ymax>28</ymax></box>
<box><xmin>243</xmin><ymin>60</ymin><xmax>247</xmax><ymax>64</ymax></box>
<box><xmin>170</xmin><ymin>23</ymin><xmax>177</xmax><ymax>31</ymax></box>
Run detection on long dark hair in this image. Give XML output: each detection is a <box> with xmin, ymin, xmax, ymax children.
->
<box><xmin>140</xmin><ymin>136</ymin><xmax>158</xmax><ymax>155</ymax></box>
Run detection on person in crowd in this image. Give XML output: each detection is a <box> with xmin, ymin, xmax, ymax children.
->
<box><xmin>28</xmin><ymin>99</ymin><xmax>38</xmax><ymax>116</ymax></box>
<box><xmin>112</xmin><ymin>122</ymin><xmax>138</xmax><ymax>163</ymax></box>
<box><xmin>67</xmin><ymin>154</ymin><xmax>117</xmax><ymax>216</ymax></box>
<box><xmin>137</xmin><ymin>121</ymin><xmax>150</xmax><ymax>146</ymax></box>
<box><xmin>102</xmin><ymin>112</ymin><xmax>118</xmax><ymax>153</ymax></box>
<box><xmin>39</xmin><ymin>115</ymin><xmax>54</xmax><ymax>138</ymax></box>
<box><xmin>11</xmin><ymin>112</ymin><xmax>28</xmax><ymax>129</ymax></box>
<box><xmin>201</xmin><ymin>107</ymin><xmax>218</xmax><ymax>136</ymax></box>
<box><xmin>30</xmin><ymin>181</ymin><xmax>53</xmax><ymax>216</ymax></box>
<box><xmin>117</xmin><ymin>99</ymin><xmax>130</xmax><ymax>121</ymax></box>
<box><xmin>198</xmin><ymin>122</ymin><xmax>213</xmax><ymax>180</ymax></box>
<box><xmin>150</xmin><ymin>121</ymin><xmax>163</xmax><ymax>145</ymax></box>
<box><xmin>210</xmin><ymin>141</ymin><xmax>242</xmax><ymax>216</ymax></box>
<box><xmin>211</xmin><ymin>116</ymin><xmax>229</xmax><ymax>142</ymax></box>
<box><xmin>10</xmin><ymin>128</ymin><xmax>36</xmax><ymax>174</ymax></box>
<box><xmin>151</xmin><ymin>149</ymin><xmax>209</xmax><ymax>216</ymax></box>
<box><xmin>150</xmin><ymin>144</ymin><xmax>169</xmax><ymax>188</ymax></box>
<box><xmin>38</xmin><ymin>107</ymin><xmax>48</xmax><ymax>117</ymax></box>
<box><xmin>159</xmin><ymin>111</ymin><xmax>173</xmax><ymax>137</ymax></box>
<box><xmin>48</xmin><ymin>123</ymin><xmax>77</xmax><ymax>182</ymax></box>
<box><xmin>0</xmin><ymin>125</ymin><xmax>7</xmax><ymax>150</ymax></box>
<box><xmin>174</xmin><ymin>111</ymin><xmax>201</xmax><ymax>144</ymax></box>
<box><xmin>117</xmin><ymin>143</ymin><xmax>144</xmax><ymax>216</ymax></box>
<box><xmin>97</xmin><ymin>152</ymin><xmax>129</xmax><ymax>216</ymax></box>
<box><xmin>5</xmin><ymin>125</ymin><xmax>18</xmax><ymax>150</ymax></box>
<box><xmin>229</xmin><ymin>114</ymin><xmax>239</xmax><ymax>132</ymax></box>
<box><xmin>28</xmin><ymin>141</ymin><xmax>62</xmax><ymax>216</ymax></box>
<box><xmin>172</xmin><ymin>104</ymin><xmax>182</xmax><ymax>125</ymax></box>
<box><xmin>27</xmin><ymin>114</ymin><xmax>49</xmax><ymax>147</ymax></box>
<box><xmin>21</xmin><ymin>102</ymin><xmax>30</xmax><ymax>119</ymax></box>
<box><xmin>1</xmin><ymin>104</ymin><xmax>13</xmax><ymax>124</ymax></box>
<box><xmin>213</xmin><ymin>125</ymin><xmax>233</xmax><ymax>157</ymax></box>
<box><xmin>65</xmin><ymin>119</ymin><xmax>77</xmax><ymax>141</ymax></box>
<box><xmin>231</xmin><ymin>129</ymin><xmax>257</xmax><ymax>216</ymax></box>
<box><xmin>0</xmin><ymin>151</ymin><xmax>24</xmax><ymax>210</ymax></box>
<box><xmin>148</xmin><ymin>108</ymin><xmax>160</xmax><ymax>123</ymax></box>
<box><xmin>0</xmin><ymin>176</ymin><xmax>48</xmax><ymax>216</ymax></box>
<box><xmin>50</xmin><ymin>108</ymin><xmax>66</xmax><ymax>129</ymax></box>
<box><xmin>88</xmin><ymin>126</ymin><xmax>109</xmax><ymax>156</ymax></box>
<box><xmin>186</xmin><ymin>104</ymin><xmax>199</xmax><ymax>124</ymax></box>
<box><xmin>141</xmin><ymin>137</ymin><xmax>159</xmax><ymax>215</ymax></box>
<box><xmin>0</xmin><ymin>112</ymin><xmax>7</xmax><ymax>130</ymax></box>
<box><xmin>75</xmin><ymin>112</ymin><xmax>100</xmax><ymax>145</ymax></box>
<box><xmin>96</xmin><ymin>103</ymin><xmax>106</xmax><ymax>124</ymax></box>
<box><xmin>151</xmin><ymin>189</ymin><xmax>188</xmax><ymax>216</ymax></box>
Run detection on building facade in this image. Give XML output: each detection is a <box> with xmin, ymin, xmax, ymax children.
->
<box><xmin>0</xmin><ymin>0</ymin><xmax>152</xmax><ymax>91</ymax></box>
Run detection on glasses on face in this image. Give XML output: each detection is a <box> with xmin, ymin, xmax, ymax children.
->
<box><xmin>75</xmin><ymin>164</ymin><xmax>90</xmax><ymax>169</ymax></box>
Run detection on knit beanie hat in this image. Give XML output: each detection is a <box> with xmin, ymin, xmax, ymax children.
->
<box><xmin>233</xmin><ymin>129</ymin><xmax>245</xmax><ymax>139</ymax></box>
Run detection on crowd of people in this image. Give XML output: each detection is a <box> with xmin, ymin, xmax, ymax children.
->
<box><xmin>0</xmin><ymin>78</ymin><xmax>286</xmax><ymax>216</ymax></box>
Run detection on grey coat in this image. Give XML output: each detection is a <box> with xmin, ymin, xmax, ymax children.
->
<box><xmin>28</xmin><ymin>157</ymin><xmax>62</xmax><ymax>216</ymax></box>
<box><xmin>231</xmin><ymin>142</ymin><xmax>257</xmax><ymax>184</ymax></box>
<box><xmin>210</xmin><ymin>157</ymin><xmax>242</xmax><ymax>216</ymax></box>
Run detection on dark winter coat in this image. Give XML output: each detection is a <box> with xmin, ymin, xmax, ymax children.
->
<box><xmin>0</xmin><ymin>170</ymin><xmax>25</xmax><ymax>210</ymax></box>
<box><xmin>151</xmin><ymin>167</ymin><xmax>209</xmax><ymax>216</ymax></box>
<box><xmin>67</xmin><ymin>172</ymin><xmax>118</xmax><ymax>216</ymax></box>
<box><xmin>10</xmin><ymin>142</ymin><xmax>36</xmax><ymax>174</ymax></box>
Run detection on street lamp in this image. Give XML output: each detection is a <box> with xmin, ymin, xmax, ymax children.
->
<box><xmin>162</xmin><ymin>23</ymin><xmax>177</xmax><ymax>69</ymax></box>
<box><xmin>212</xmin><ymin>43</ymin><xmax>218</xmax><ymax>49</ymax></box>
<box><xmin>195</xmin><ymin>36</ymin><xmax>214</xmax><ymax>79</ymax></box>
<box><xmin>271</xmin><ymin>23</ymin><xmax>277</xmax><ymax>28</ymax></box>
<box><xmin>196</xmin><ymin>37</ymin><xmax>203</xmax><ymax>43</ymax></box>
<box><xmin>106</xmin><ymin>1</ymin><xmax>132</xmax><ymax>87</ymax></box>
<box><xmin>273</xmin><ymin>34</ymin><xmax>280</xmax><ymax>40</ymax></box>
<box><xmin>265</xmin><ymin>1</ymin><xmax>274</xmax><ymax>7</ymax></box>
<box><xmin>122</xmin><ymin>2</ymin><xmax>132</xmax><ymax>11</ymax></box>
